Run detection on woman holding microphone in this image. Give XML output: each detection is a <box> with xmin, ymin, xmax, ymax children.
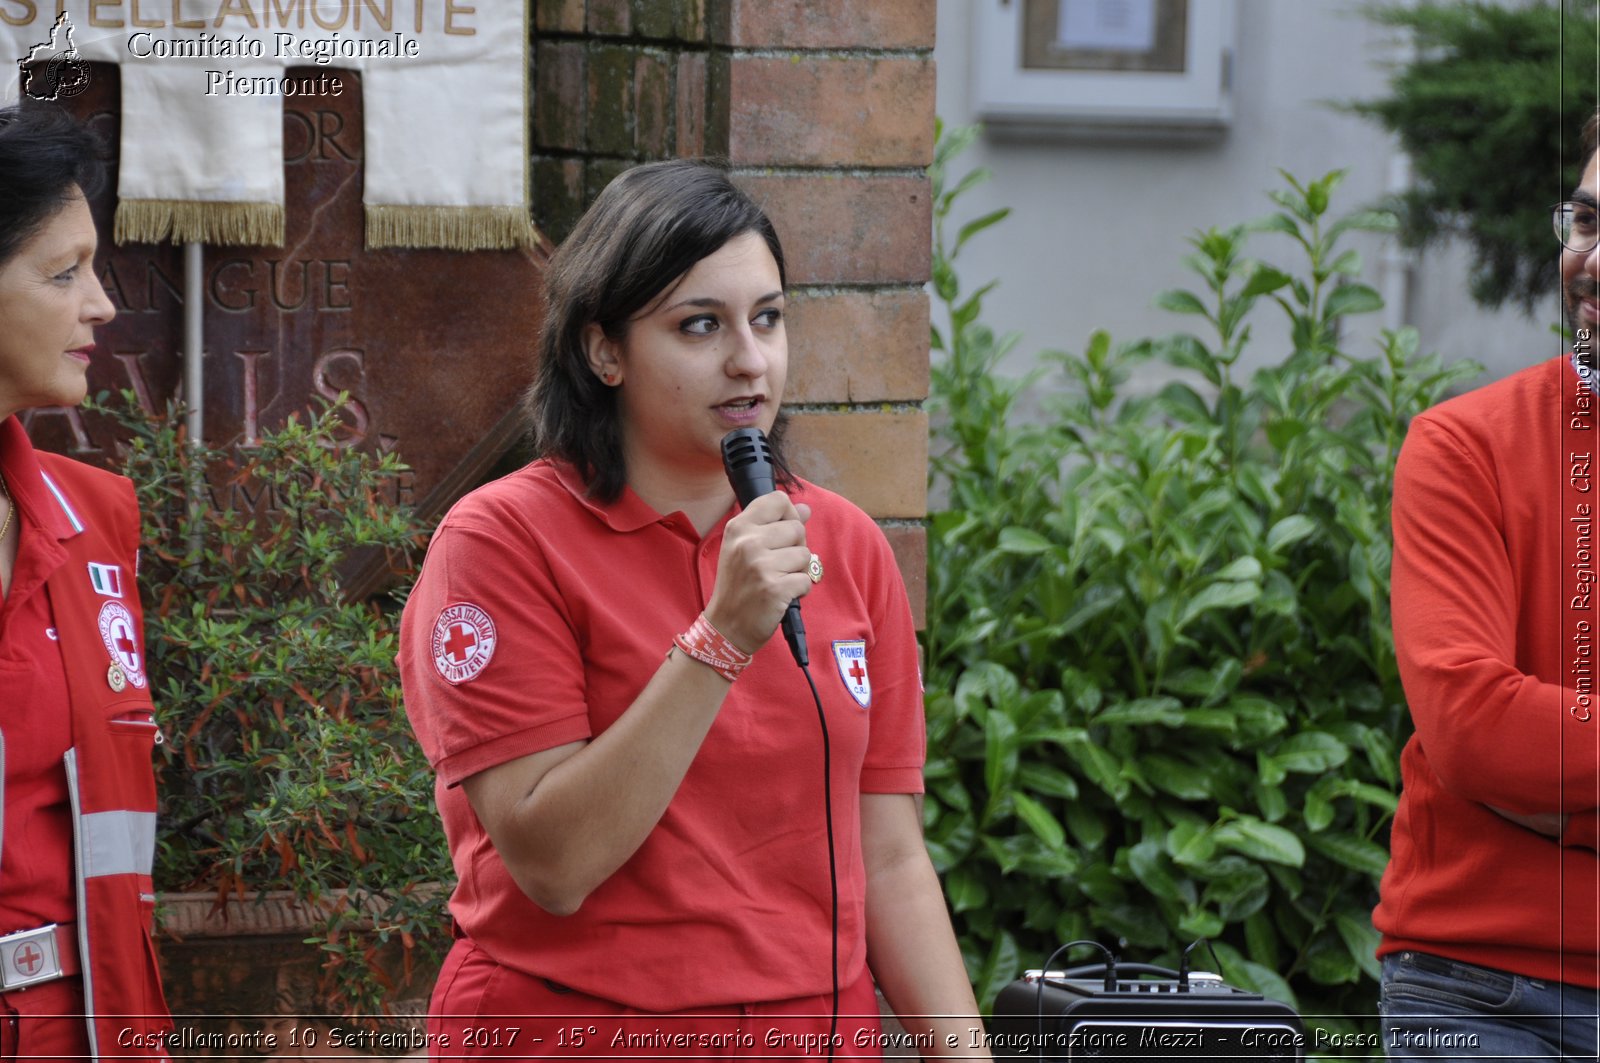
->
<box><xmin>400</xmin><ymin>159</ymin><xmax>986</xmax><ymax>1059</ymax></box>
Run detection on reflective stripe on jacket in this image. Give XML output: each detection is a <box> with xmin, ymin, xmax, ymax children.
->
<box><xmin>36</xmin><ymin>450</ymin><xmax>173</xmax><ymax>1060</ymax></box>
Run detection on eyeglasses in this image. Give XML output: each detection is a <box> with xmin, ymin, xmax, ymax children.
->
<box><xmin>1555</xmin><ymin>201</ymin><xmax>1600</xmax><ymax>253</ymax></box>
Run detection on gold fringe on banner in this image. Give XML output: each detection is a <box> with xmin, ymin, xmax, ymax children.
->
<box><xmin>114</xmin><ymin>200</ymin><xmax>285</xmax><ymax>247</ymax></box>
<box><xmin>364</xmin><ymin>205</ymin><xmax>539</xmax><ymax>252</ymax></box>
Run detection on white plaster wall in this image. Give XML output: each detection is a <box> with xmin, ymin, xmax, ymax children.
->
<box><xmin>933</xmin><ymin>0</ymin><xmax>1557</xmax><ymax>394</ymax></box>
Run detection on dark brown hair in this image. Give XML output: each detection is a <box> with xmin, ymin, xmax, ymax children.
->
<box><xmin>524</xmin><ymin>159</ymin><xmax>790</xmax><ymax>502</ymax></box>
<box><xmin>1585</xmin><ymin>109</ymin><xmax>1600</xmax><ymax>168</ymax></box>
<box><xmin>0</xmin><ymin>103</ymin><xmax>106</xmax><ymax>267</ymax></box>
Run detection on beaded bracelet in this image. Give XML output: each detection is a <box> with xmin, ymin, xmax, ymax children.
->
<box><xmin>672</xmin><ymin>613</ymin><xmax>753</xmax><ymax>683</ymax></box>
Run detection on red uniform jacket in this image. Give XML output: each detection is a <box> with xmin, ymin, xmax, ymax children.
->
<box><xmin>8</xmin><ymin>420</ymin><xmax>172</xmax><ymax>1058</ymax></box>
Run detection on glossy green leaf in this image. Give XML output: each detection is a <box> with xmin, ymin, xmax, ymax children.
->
<box><xmin>1253</xmin><ymin>780</ymin><xmax>1289</xmax><ymax>823</ymax></box>
<box><xmin>1203</xmin><ymin>859</ymin><xmax>1270</xmax><ymax>921</ymax></box>
<box><xmin>1266</xmin><ymin>514</ymin><xmax>1318</xmax><ymax>553</ymax></box>
<box><xmin>983</xmin><ymin>711</ymin><xmax>1020</xmax><ymax>815</ymax></box>
<box><xmin>1167</xmin><ymin>820</ymin><xmax>1218</xmax><ymax>867</ymax></box>
<box><xmin>1245</xmin><ymin>910</ymin><xmax>1281</xmax><ymax>971</ymax></box>
<box><xmin>1307</xmin><ymin>832</ymin><xmax>1391</xmax><ymax>877</ymax></box>
<box><xmin>1241</xmin><ymin>266</ymin><xmax>1293</xmax><ymax>298</ymax></box>
<box><xmin>1064</xmin><ymin>802</ymin><xmax>1108</xmax><ymax>850</ymax></box>
<box><xmin>1096</xmin><ymin>697</ymin><xmax>1186</xmax><ymax>727</ymax></box>
<box><xmin>998</xmin><ymin>527</ymin><xmax>1056</xmax><ymax>555</ymax></box>
<box><xmin>1178</xmin><ymin>581</ymin><xmax>1262</xmax><ymax>628</ymax></box>
<box><xmin>1067</xmin><ymin>741</ymin><xmax>1129</xmax><ymax>802</ymax></box>
<box><xmin>1143</xmin><ymin>754</ymin><xmax>1214</xmax><ymax>800</ymax></box>
<box><xmin>1335</xmin><ymin>913</ymin><xmax>1384</xmax><ymax>982</ymax></box>
<box><xmin>955</xmin><ymin>208</ymin><xmax>1013</xmax><ymax>254</ymax></box>
<box><xmin>1304</xmin><ymin>788</ymin><xmax>1335</xmax><ymax>832</ymax></box>
<box><xmin>1156</xmin><ymin>289</ymin><xmax>1210</xmax><ymax>316</ymax></box>
<box><xmin>1179</xmin><ymin>907</ymin><xmax>1226</xmax><ymax>939</ymax></box>
<box><xmin>973</xmin><ymin>930</ymin><xmax>1022</xmax><ymax>1014</ymax></box>
<box><xmin>945</xmin><ymin>865</ymin><xmax>990</xmax><ymax>912</ymax></box>
<box><xmin>1274</xmin><ymin>732</ymin><xmax>1350</xmax><ymax>773</ymax></box>
<box><xmin>1336</xmin><ymin>780</ymin><xmax>1400</xmax><ymax>814</ymax></box>
<box><xmin>1016</xmin><ymin>762</ymin><xmax>1080</xmax><ymax>801</ymax></box>
<box><xmin>1128</xmin><ymin>841</ymin><xmax>1192</xmax><ymax>904</ymax></box>
<box><xmin>1013</xmin><ymin>793</ymin><xmax>1067</xmax><ymax>851</ymax></box>
<box><xmin>1212</xmin><ymin>942</ymin><xmax>1299</xmax><ymax>1011</ymax></box>
<box><xmin>1307</xmin><ymin>933</ymin><xmax>1361</xmax><ymax>985</ymax></box>
<box><xmin>1214</xmin><ymin>817</ymin><xmax>1305</xmax><ymax>867</ymax></box>
<box><xmin>1324</xmin><ymin>283</ymin><xmax>1384</xmax><ymax>319</ymax></box>
<box><xmin>1214</xmin><ymin>556</ymin><xmax>1264</xmax><ymax>582</ymax></box>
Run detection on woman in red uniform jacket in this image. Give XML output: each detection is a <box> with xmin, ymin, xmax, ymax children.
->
<box><xmin>0</xmin><ymin>104</ymin><xmax>172</xmax><ymax>1060</ymax></box>
<box><xmin>400</xmin><ymin>161</ymin><xmax>989</xmax><ymax>1059</ymax></box>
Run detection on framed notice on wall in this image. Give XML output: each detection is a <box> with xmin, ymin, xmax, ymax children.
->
<box><xmin>971</xmin><ymin>0</ymin><xmax>1236</xmax><ymax>138</ymax></box>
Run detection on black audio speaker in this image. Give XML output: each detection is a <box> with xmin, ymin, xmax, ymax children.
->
<box><xmin>989</xmin><ymin>967</ymin><xmax>1306</xmax><ymax>1060</ymax></box>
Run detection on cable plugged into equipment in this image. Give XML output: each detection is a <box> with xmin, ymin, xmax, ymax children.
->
<box><xmin>1178</xmin><ymin>936</ymin><xmax>1225</xmax><ymax>993</ymax></box>
<box><xmin>1031</xmin><ymin>941</ymin><xmax>1117</xmax><ymax>1063</ymax></box>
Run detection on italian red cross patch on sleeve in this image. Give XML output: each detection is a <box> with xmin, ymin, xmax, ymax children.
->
<box><xmin>832</xmin><ymin>639</ymin><xmax>870</xmax><ymax>709</ymax></box>
<box><xmin>432</xmin><ymin>603</ymin><xmax>498</xmax><ymax>685</ymax></box>
<box><xmin>97</xmin><ymin>600</ymin><xmax>147</xmax><ymax>689</ymax></box>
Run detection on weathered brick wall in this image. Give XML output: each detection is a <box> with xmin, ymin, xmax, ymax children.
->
<box><xmin>532</xmin><ymin>0</ymin><xmax>934</xmax><ymax>624</ymax></box>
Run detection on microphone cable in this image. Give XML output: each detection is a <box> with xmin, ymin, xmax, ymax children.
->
<box><xmin>798</xmin><ymin>658</ymin><xmax>840</xmax><ymax>1063</ymax></box>
<box><xmin>721</xmin><ymin>427</ymin><xmax>838</xmax><ymax>1055</ymax></box>
<box><xmin>719</xmin><ymin>427</ymin><xmax>838</xmax><ymax>1056</ymax></box>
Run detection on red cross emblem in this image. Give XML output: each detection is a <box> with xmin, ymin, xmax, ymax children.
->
<box><xmin>443</xmin><ymin>623</ymin><xmax>478</xmax><ymax>664</ymax></box>
<box><xmin>97</xmin><ymin>601</ymin><xmax>147</xmax><ymax>688</ymax></box>
<box><xmin>113</xmin><ymin>619</ymin><xmax>140</xmax><ymax>669</ymax></box>
<box><xmin>14</xmin><ymin>943</ymin><xmax>42</xmax><ymax>975</ymax></box>
<box><xmin>433</xmin><ymin>603</ymin><xmax>498</xmax><ymax>685</ymax></box>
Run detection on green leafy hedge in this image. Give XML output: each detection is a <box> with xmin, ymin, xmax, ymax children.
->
<box><xmin>91</xmin><ymin>395</ymin><xmax>451</xmax><ymax>1017</ymax></box>
<box><xmin>921</xmin><ymin>124</ymin><xmax>1480</xmax><ymax>1036</ymax></box>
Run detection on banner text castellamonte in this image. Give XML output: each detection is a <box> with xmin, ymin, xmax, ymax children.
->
<box><xmin>0</xmin><ymin>1</ymin><xmax>479</xmax><ymax>36</ymax></box>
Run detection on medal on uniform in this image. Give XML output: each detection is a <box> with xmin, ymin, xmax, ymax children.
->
<box><xmin>107</xmin><ymin>662</ymin><xmax>127</xmax><ymax>692</ymax></box>
<box><xmin>808</xmin><ymin>553</ymin><xmax>824</xmax><ymax>584</ymax></box>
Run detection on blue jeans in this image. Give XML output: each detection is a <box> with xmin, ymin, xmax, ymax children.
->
<box><xmin>1382</xmin><ymin>951</ymin><xmax>1599</xmax><ymax>1061</ymax></box>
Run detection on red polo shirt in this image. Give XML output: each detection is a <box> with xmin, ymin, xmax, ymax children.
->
<box><xmin>399</xmin><ymin>460</ymin><xmax>925</xmax><ymax>1012</ymax></box>
<box><xmin>0</xmin><ymin>420</ymin><xmax>82</xmax><ymax>937</ymax></box>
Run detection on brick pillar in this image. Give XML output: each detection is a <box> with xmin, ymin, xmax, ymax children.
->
<box><xmin>531</xmin><ymin>0</ymin><xmax>935</xmax><ymax>623</ymax></box>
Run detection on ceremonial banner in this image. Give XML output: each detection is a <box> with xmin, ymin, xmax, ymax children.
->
<box><xmin>1</xmin><ymin>1</ymin><xmax>533</xmax><ymax>250</ymax></box>
<box><xmin>16</xmin><ymin>56</ymin><xmax>547</xmax><ymax>541</ymax></box>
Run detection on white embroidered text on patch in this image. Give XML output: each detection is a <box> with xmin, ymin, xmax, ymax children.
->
<box><xmin>432</xmin><ymin>603</ymin><xmax>498</xmax><ymax>685</ymax></box>
<box><xmin>832</xmin><ymin>639</ymin><xmax>871</xmax><ymax>709</ymax></box>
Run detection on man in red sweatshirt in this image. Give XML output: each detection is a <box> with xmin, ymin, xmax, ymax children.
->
<box><xmin>1377</xmin><ymin>113</ymin><xmax>1600</xmax><ymax>1059</ymax></box>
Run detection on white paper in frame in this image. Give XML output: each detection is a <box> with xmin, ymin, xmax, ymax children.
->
<box><xmin>971</xmin><ymin>0</ymin><xmax>1236</xmax><ymax>140</ymax></box>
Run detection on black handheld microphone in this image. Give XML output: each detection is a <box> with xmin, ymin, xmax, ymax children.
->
<box><xmin>721</xmin><ymin>427</ymin><xmax>809</xmax><ymax>668</ymax></box>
